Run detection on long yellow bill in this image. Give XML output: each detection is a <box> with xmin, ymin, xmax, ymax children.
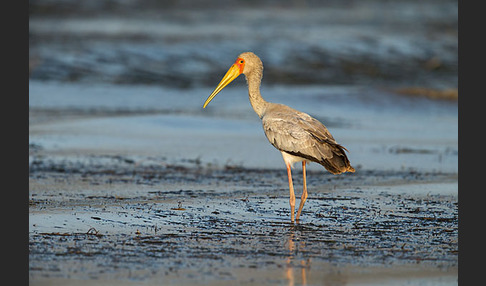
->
<box><xmin>203</xmin><ymin>63</ymin><xmax>242</xmax><ymax>108</ymax></box>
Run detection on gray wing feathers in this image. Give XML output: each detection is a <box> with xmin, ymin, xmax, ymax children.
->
<box><xmin>263</xmin><ymin>112</ymin><xmax>334</xmax><ymax>159</ymax></box>
<box><xmin>262</xmin><ymin>105</ymin><xmax>354</xmax><ymax>174</ymax></box>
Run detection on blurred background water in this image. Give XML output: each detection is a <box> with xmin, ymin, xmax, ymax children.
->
<box><xmin>29</xmin><ymin>0</ymin><xmax>457</xmax><ymax>88</ymax></box>
<box><xmin>29</xmin><ymin>0</ymin><xmax>458</xmax><ymax>173</ymax></box>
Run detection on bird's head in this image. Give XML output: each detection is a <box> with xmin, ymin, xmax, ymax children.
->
<box><xmin>203</xmin><ymin>52</ymin><xmax>263</xmax><ymax>108</ymax></box>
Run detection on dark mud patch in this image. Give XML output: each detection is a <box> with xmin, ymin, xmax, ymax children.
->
<box><xmin>29</xmin><ymin>153</ymin><xmax>456</xmax><ymax>189</ymax></box>
<box><xmin>29</xmin><ymin>154</ymin><xmax>457</xmax><ymax>284</ymax></box>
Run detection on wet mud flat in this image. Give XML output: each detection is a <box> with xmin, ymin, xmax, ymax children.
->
<box><xmin>29</xmin><ymin>154</ymin><xmax>458</xmax><ymax>285</ymax></box>
<box><xmin>29</xmin><ymin>77</ymin><xmax>458</xmax><ymax>284</ymax></box>
<box><xmin>29</xmin><ymin>0</ymin><xmax>457</xmax><ymax>282</ymax></box>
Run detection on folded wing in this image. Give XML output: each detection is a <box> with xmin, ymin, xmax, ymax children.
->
<box><xmin>262</xmin><ymin>104</ymin><xmax>355</xmax><ymax>174</ymax></box>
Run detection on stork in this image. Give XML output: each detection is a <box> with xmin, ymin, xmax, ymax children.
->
<box><xmin>203</xmin><ymin>52</ymin><xmax>355</xmax><ymax>222</ymax></box>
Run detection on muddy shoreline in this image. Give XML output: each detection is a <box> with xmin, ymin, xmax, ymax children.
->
<box><xmin>29</xmin><ymin>151</ymin><xmax>458</xmax><ymax>285</ymax></box>
<box><xmin>29</xmin><ymin>73</ymin><xmax>458</xmax><ymax>284</ymax></box>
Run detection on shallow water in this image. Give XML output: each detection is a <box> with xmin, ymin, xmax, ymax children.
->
<box><xmin>29</xmin><ymin>1</ymin><xmax>458</xmax><ymax>284</ymax></box>
<box><xmin>29</xmin><ymin>78</ymin><xmax>458</xmax><ymax>283</ymax></box>
<box><xmin>29</xmin><ymin>80</ymin><xmax>458</xmax><ymax>173</ymax></box>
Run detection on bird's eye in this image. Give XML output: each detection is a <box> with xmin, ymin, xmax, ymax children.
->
<box><xmin>239</xmin><ymin>60</ymin><xmax>244</xmax><ymax>64</ymax></box>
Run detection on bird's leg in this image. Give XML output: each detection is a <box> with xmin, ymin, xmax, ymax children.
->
<box><xmin>296</xmin><ymin>161</ymin><xmax>308</xmax><ymax>222</ymax></box>
<box><xmin>286</xmin><ymin>163</ymin><xmax>296</xmax><ymax>223</ymax></box>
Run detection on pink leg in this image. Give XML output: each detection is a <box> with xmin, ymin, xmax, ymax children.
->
<box><xmin>296</xmin><ymin>161</ymin><xmax>308</xmax><ymax>221</ymax></box>
<box><xmin>286</xmin><ymin>163</ymin><xmax>295</xmax><ymax>222</ymax></box>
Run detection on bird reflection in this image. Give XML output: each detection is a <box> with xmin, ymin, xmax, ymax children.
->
<box><xmin>284</xmin><ymin>225</ymin><xmax>348</xmax><ymax>286</ymax></box>
<box><xmin>285</xmin><ymin>226</ymin><xmax>310</xmax><ymax>286</ymax></box>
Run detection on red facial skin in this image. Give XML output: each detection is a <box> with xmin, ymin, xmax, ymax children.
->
<box><xmin>235</xmin><ymin>58</ymin><xmax>245</xmax><ymax>74</ymax></box>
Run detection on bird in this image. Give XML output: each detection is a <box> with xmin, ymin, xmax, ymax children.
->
<box><xmin>203</xmin><ymin>52</ymin><xmax>355</xmax><ymax>222</ymax></box>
